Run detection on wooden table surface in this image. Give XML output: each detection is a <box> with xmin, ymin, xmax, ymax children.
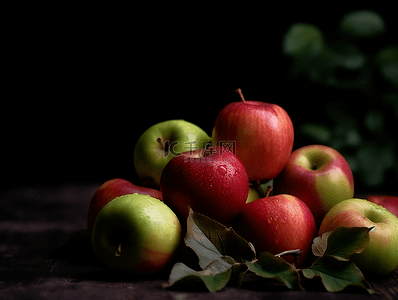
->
<box><xmin>1</xmin><ymin>184</ymin><xmax>397</xmax><ymax>300</ymax></box>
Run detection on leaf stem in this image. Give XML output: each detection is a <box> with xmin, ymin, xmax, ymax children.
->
<box><xmin>275</xmin><ymin>249</ymin><xmax>302</xmax><ymax>261</ymax></box>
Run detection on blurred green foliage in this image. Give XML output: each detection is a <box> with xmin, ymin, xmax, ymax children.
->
<box><xmin>283</xmin><ymin>10</ymin><xmax>398</xmax><ymax>190</ymax></box>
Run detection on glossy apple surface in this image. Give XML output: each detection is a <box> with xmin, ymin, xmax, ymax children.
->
<box><xmin>232</xmin><ymin>194</ymin><xmax>316</xmax><ymax>267</ymax></box>
<box><xmin>246</xmin><ymin>187</ymin><xmax>261</xmax><ymax>204</ymax></box>
<box><xmin>87</xmin><ymin>178</ymin><xmax>162</xmax><ymax>232</ymax></box>
<box><xmin>367</xmin><ymin>195</ymin><xmax>398</xmax><ymax>218</ymax></box>
<box><xmin>274</xmin><ymin>145</ymin><xmax>354</xmax><ymax>225</ymax></box>
<box><xmin>212</xmin><ymin>90</ymin><xmax>294</xmax><ymax>182</ymax></box>
<box><xmin>134</xmin><ymin>119</ymin><xmax>211</xmax><ymax>187</ymax></box>
<box><xmin>160</xmin><ymin>146</ymin><xmax>249</xmax><ymax>224</ymax></box>
<box><xmin>92</xmin><ymin>193</ymin><xmax>182</xmax><ymax>275</ymax></box>
<box><xmin>319</xmin><ymin>198</ymin><xmax>398</xmax><ymax>276</ymax></box>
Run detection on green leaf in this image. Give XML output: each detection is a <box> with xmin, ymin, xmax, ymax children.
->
<box><xmin>311</xmin><ymin>231</ymin><xmax>332</xmax><ymax>257</ymax></box>
<box><xmin>376</xmin><ymin>46</ymin><xmax>398</xmax><ymax>65</ymax></box>
<box><xmin>302</xmin><ymin>256</ymin><xmax>375</xmax><ymax>294</ymax></box>
<box><xmin>185</xmin><ymin>209</ymin><xmax>256</xmax><ymax>269</ymax></box>
<box><xmin>229</xmin><ymin>262</ymin><xmax>248</xmax><ymax>288</ymax></box>
<box><xmin>376</xmin><ymin>46</ymin><xmax>398</xmax><ymax>86</ymax></box>
<box><xmin>357</xmin><ymin>143</ymin><xmax>395</xmax><ymax>186</ymax></box>
<box><xmin>185</xmin><ymin>210</ymin><xmax>223</xmax><ymax>269</ymax></box>
<box><xmin>330</xmin><ymin>42</ymin><xmax>366</xmax><ymax>70</ymax></box>
<box><xmin>305</xmin><ymin>227</ymin><xmax>375</xmax><ymax>293</ymax></box>
<box><xmin>365</xmin><ymin>110</ymin><xmax>384</xmax><ymax>133</ymax></box>
<box><xmin>339</xmin><ymin>10</ymin><xmax>385</xmax><ymax>38</ymax></box>
<box><xmin>164</xmin><ymin>257</ymin><xmax>234</xmax><ymax>293</ymax></box>
<box><xmin>300</xmin><ymin>123</ymin><xmax>332</xmax><ymax>144</ymax></box>
<box><xmin>283</xmin><ymin>23</ymin><xmax>323</xmax><ymax>59</ymax></box>
<box><xmin>321</xmin><ymin>227</ymin><xmax>372</xmax><ymax>261</ymax></box>
<box><xmin>246</xmin><ymin>252</ymin><xmax>303</xmax><ymax>290</ymax></box>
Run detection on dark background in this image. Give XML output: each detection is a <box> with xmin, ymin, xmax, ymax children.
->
<box><xmin>3</xmin><ymin>4</ymin><xmax>397</xmax><ymax>194</ymax></box>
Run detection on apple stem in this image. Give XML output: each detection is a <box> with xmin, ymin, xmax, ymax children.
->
<box><xmin>235</xmin><ymin>88</ymin><xmax>246</xmax><ymax>103</ymax></box>
<box><xmin>115</xmin><ymin>244</ymin><xmax>122</xmax><ymax>256</ymax></box>
<box><xmin>265</xmin><ymin>185</ymin><xmax>273</xmax><ymax>198</ymax></box>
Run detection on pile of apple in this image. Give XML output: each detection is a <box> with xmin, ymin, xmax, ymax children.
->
<box><xmin>88</xmin><ymin>89</ymin><xmax>398</xmax><ymax>278</ymax></box>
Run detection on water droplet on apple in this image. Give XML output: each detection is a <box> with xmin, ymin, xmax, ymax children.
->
<box><xmin>275</xmin><ymin>238</ymin><xmax>280</xmax><ymax>244</ymax></box>
<box><xmin>267</xmin><ymin>217</ymin><xmax>273</xmax><ymax>224</ymax></box>
<box><xmin>216</xmin><ymin>165</ymin><xmax>227</xmax><ymax>176</ymax></box>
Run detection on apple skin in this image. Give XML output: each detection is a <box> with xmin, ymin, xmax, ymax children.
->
<box><xmin>232</xmin><ymin>194</ymin><xmax>316</xmax><ymax>267</ymax></box>
<box><xmin>87</xmin><ymin>178</ymin><xmax>162</xmax><ymax>232</ymax></box>
<box><xmin>367</xmin><ymin>195</ymin><xmax>398</xmax><ymax>218</ymax></box>
<box><xmin>91</xmin><ymin>193</ymin><xmax>182</xmax><ymax>276</ymax></box>
<box><xmin>212</xmin><ymin>99</ymin><xmax>294</xmax><ymax>182</ymax></box>
<box><xmin>319</xmin><ymin>198</ymin><xmax>398</xmax><ymax>276</ymax></box>
<box><xmin>246</xmin><ymin>187</ymin><xmax>261</xmax><ymax>204</ymax></box>
<box><xmin>160</xmin><ymin>146</ymin><xmax>249</xmax><ymax>224</ymax></box>
<box><xmin>134</xmin><ymin>120</ymin><xmax>211</xmax><ymax>187</ymax></box>
<box><xmin>274</xmin><ymin>145</ymin><xmax>354</xmax><ymax>225</ymax></box>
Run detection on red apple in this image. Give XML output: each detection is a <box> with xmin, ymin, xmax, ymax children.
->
<box><xmin>87</xmin><ymin>178</ymin><xmax>162</xmax><ymax>232</ymax></box>
<box><xmin>274</xmin><ymin>145</ymin><xmax>354</xmax><ymax>225</ymax></box>
<box><xmin>160</xmin><ymin>146</ymin><xmax>249</xmax><ymax>224</ymax></box>
<box><xmin>212</xmin><ymin>89</ymin><xmax>294</xmax><ymax>182</ymax></box>
<box><xmin>232</xmin><ymin>194</ymin><xmax>316</xmax><ymax>267</ymax></box>
<box><xmin>367</xmin><ymin>195</ymin><xmax>398</xmax><ymax>218</ymax></box>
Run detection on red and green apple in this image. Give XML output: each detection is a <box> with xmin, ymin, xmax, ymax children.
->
<box><xmin>87</xmin><ymin>178</ymin><xmax>162</xmax><ymax>232</ymax></box>
<box><xmin>134</xmin><ymin>119</ymin><xmax>211</xmax><ymax>187</ymax></box>
<box><xmin>274</xmin><ymin>144</ymin><xmax>354</xmax><ymax>225</ymax></box>
<box><xmin>319</xmin><ymin>198</ymin><xmax>398</xmax><ymax>276</ymax></box>
<box><xmin>367</xmin><ymin>195</ymin><xmax>398</xmax><ymax>218</ymax></box>
<box><xmin>91</xmin><ymin>193</ymin><xmax>182</xmax><ymax>276</ymax></box>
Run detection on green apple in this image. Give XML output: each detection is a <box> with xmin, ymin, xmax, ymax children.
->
<box><xmin>246</xmin><ymin>187</ymin><xmax>261</xmax><ymax>204</ymax></box>
<box><xmin>91</xmin><ymin>193</ymin><xmax>182</xmax><ymax>275</ymax></box>
<box><xmin>134</xmin><ymin>119</ymin><xmax>211</xmax><ymax>187</ymax></box>
<box><xmin>319</xmin><ymin>198</ymin><xmax>398</xmax><ymax>276</ymax></box>
<box><xmin>246</xmin><ymin>180</ymin><xmax>273</xmax><ymax>204</ymax></box>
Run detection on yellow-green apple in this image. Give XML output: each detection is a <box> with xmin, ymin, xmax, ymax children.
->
<box><xmin>246</xmin><ymin>181</ymin><xmax>274</xmax><ymax>204</ymax></box>
<box><xmin>160</xmin><ymin>146</ymin><xmax>249</xmax><ymax>224</ymax></box>
<box><xmin>87</xmin><ymin>178</ymin><xmax>162</xmax><ymax>232</ymax></box>
<box><xmin>367</xmin><ymin>195</ymin><xmax>398</xmax><ymax>218</ymax></box>
<box><xmin>232</xmin><ymin>194</ymin><xmax>316</xmax><ymax>267</ymax></box>
<box><xmin>274</xmin><ymin>145</ymin><xmax>354</xmax><ymax>225</ymax></box>
<box><xmin>91</xmin><ymin>193</ymin><xmax>182</xmax><ymax>276</ymax></box>
<box><xmin>319</xmin><ymin>198</ymin><xmax>398</xmax><ymax>276</ymax></box>
<box><xmin>134</xmin><ymin>120</ymin><xmax>211</xmax><ymax>187</ymax></box>
<box><xmin>212</xmin><ymin>89</ymin><xmax>294</xmax><ymax>182</ymax></box>
<box><xmin>246</xmin><ymin>187</ymin><xmax>261</xmax><ymax>204</ymax></box>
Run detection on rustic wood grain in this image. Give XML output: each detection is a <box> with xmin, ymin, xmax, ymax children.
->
<box><xmin>0</xmin><ymin>184</ymin><xmax>397</xmax><ymax>299</ymax></box>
